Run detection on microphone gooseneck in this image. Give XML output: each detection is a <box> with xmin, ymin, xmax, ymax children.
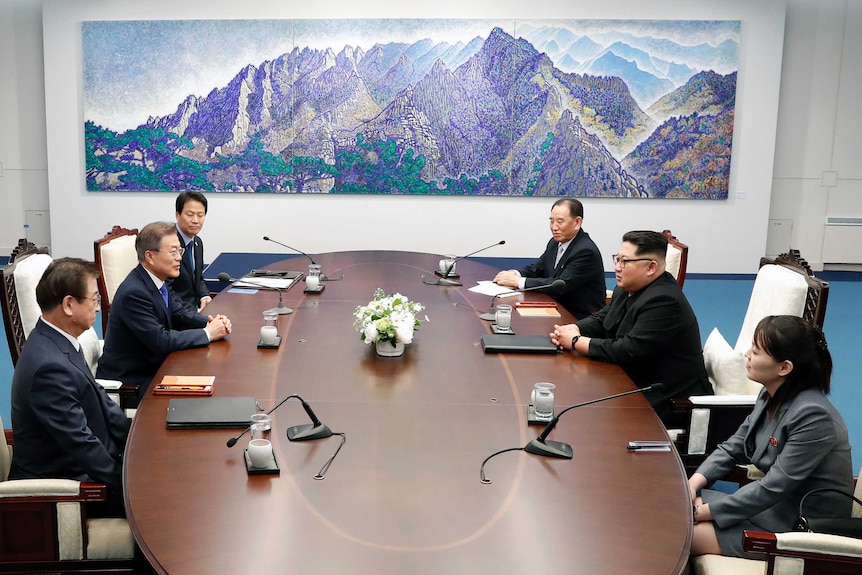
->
<box><xmin>218</xmin><ymin>271</ymin><xmax>293</xmax><ymax>315</ymax></box>
<box><xmin>426</xmin><ymin>240</ymin><xmax>506</xmax><ymax>287</ymax></box>
<box><xmin>479</xmin><ymin>278</ymin><xmax>566</xmax><ymax>320</ymax></box>
<box><xmin>262</xmin><ymin>236</ymin><xmax>316</xmax><ymax>265</ymax></box>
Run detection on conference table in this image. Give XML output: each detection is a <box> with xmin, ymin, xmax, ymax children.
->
<box><xmin>124</xmin><ymin>251</ymin><xmax>692</xmax><ymax>574</ymax></box>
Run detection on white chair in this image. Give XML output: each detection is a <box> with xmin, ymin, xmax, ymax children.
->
<box><xmin>692</xmin><ymin>467</ymin><xmax>862</xmax><ymax>575</ymax></box>
<box><xmin>673</xmin><ymin>251</ymin><xmax>829</xmax><ymax>474</ymax></box>
<box><xmin>94</xmin><ymin>226</ymin><xmax>138</xmax><ymax>334</ymax></box>
<box><xmin>0</xmin><ymin>415</ymin><xmax>136</xmax><ymax>571</ymax></box>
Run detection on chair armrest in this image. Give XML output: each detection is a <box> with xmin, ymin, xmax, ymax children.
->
<box><xmin>95</xmin><ymin>378</ymin><xmax>123</xmax><ymax>390</ymax></box>
<box><xmin>744</xmin><ymin>530</ymin><xmax>862</xmax><ymax>573</ymax></box>
<box><xmin>3</xmin><ymin>429</ymin><xmax>11</xmax><ymax>445</ymax></box>
<box><xmin>0</xmin><ymin>479</ymin><xmax>107</xmax><ymax>503</ymax></box>
<box><xmin>688</xmin><ymin>394</ymin><xmax>757</xmax><ymax>406</ymax></box>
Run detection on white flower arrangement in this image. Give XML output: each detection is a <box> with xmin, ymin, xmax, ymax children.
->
<box><xmin>354</xmin><ymin>288</ymin><xmax>426</xmax><ymax>347</ymax></box>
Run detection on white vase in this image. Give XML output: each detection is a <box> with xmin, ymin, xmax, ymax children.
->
<box><xmin>375</xmin><ymin>340</ymin><xmax>405</xmax><ymax>357</ymax></box>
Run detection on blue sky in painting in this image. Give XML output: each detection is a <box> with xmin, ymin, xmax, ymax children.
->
<box><xmin>83</xmin><ymin>18</ymin><xmax>739</xmax><ymax>133</ymax></box>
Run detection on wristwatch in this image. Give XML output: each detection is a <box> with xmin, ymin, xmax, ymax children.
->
<box><xmin>571</xmin><ymin>335</ymin><xmax>580</xmax><ymax>349</ymax></box>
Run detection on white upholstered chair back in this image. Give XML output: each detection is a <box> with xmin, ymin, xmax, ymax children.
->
<box><xmin>703</xmin><ymin>264</ymin><xmax>809</xmax><ymax>397</ymax></box>
<box><xmin>98</xmin><ymin>234</ymin><xmax>138</xmax><ymax>304</ymax></box>
<box><xmin>665</xmin><ymin>242</ymin><xmax>683</xmax><ymax>281</ymax></box>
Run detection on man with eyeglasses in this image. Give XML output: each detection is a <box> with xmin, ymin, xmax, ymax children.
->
<box><xmin>10</xmin><ymin>258</ymin><xmax>130</xmax><ymax>516</ymax></box>
<box><xmin>493</xmin><ymin>198</ymin><xmax>606</xmax><ymax>319</ymax></box>
<box><xmin>551</xmin><ymin>230</ymin><xmax>711</xmax><ymax>425</ymax></box>
<box><xmin>169</xmin><ymin>191</ymin><xmax>212</xmax><ymax>312</ymax></box>
<box><xmin>97</xmin><ymin>221</ymin><xmax>232</xmax><ymax>406</ymax></box>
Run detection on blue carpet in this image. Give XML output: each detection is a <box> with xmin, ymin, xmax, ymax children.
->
<box><xmin>1</xmin><ymin>260</ymin><xmax>859</xmax><ymax>471</ymax></box>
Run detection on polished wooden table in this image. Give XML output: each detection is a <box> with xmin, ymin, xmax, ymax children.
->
<box><xmin>124</xmin><ymin>251</ymin><xmax>692</xmax><ymax>574</ymax></box>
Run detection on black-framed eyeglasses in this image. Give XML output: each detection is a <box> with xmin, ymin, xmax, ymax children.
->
<box><xmin>611</xmin><ymin>255</ymin><xmax>654</xmax><ymax>268</ymax></box>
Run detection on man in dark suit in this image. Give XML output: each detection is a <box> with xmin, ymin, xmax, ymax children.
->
<box><xmin>494</xmin><ymin>198</ymin><xmax>606</xmax><ymax>319</ymax></box>
<box><xmin>10</xmin><ymin>258</ymin><xmax>130</xmax><ymax>516</ymax></box>
<box><xmin>551</xmin><ymin>230</ymin><xmax>712</xmax><ymax>425</ymax></box>
<box><xmin>168</xmin><ymin>191</ymin><xmax>211</xmax><ymax>312</ymax></box>
<box><xmin>97</xmin><ymin>221</ymin><xmax>231</xmax><ymax>406</ymax></box>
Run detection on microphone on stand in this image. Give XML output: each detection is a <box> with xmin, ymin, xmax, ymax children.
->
<box><xmin>226</xmin><ymin>394</ymin><xmax>299</xmax><ymax>447</ymax></box>
<box><xmin>286</xmin><ymin>398</ymin><xmax>333</xmax><ymax>441</ymax></box>
<box><xmin>218</xmin><ymin>272</ymin><xmax>293</xmax><ymax>315</ymax></box>
<box><xmin>262</xmin><ymin>236</ymin><xmax>343</xmax><ymax>281</ymax></box>
<box><xmin>479</xmin><ymin>279</ymin><xmax>566</xmax><ymax>320</ymax></box>
<box><xmin>524</xmin><ymin>383</ymin><xmax>666</xmax><ymax>459</ymax></box>
<box><xmin>479</xmin><ymin>384</ymin><xmax>666</xmax><ymax>483</ymax></box>
<box><xmin>422</xmin><ymin>240</ymin><xmax>506</xmax><ymax>287</ymax></box>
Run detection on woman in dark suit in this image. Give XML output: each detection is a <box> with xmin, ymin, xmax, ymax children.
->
<box><xmin>689</xmin><ymin>315</ymin><xmax>854</xmax><ymax>559</ymax></box>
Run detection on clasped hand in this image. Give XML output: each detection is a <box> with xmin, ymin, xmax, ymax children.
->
<box><xmin>205</xmin><ymin>314</ymin><xmax>232</xmax><ymax>340</ymax></box>
<box><xmin>550</xmin><ymin>323</ymin><xmax>580</xmax><ymax>350</ymax></box>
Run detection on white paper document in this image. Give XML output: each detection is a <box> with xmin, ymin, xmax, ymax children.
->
<box><xmin>468</xmin><ymin>281</ymin><xmax>521</xmax><ymax>298</ymax></box>
<box><xmin>233</xmin><ymin>276</ymin><xmax>298</xmax><ymax>290</ymax></box>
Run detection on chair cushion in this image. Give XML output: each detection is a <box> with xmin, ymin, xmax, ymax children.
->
<box><xmin>100</xmin><ymin>234</ymin><xmax>138</xmax><ymax>302</ymax></box>
<box><xmin>703</xmin><ymin>327</ymin><xmax>758</xmax><ymax>395</ymax></box>
<box><xmin>690</xmin><ymin>553</ymin><xmax>765</xmax><ymax>575</ymax></box>
<box><xmin>87</xmin><ymin>518</ymin><xmax>135</xmax><ymax>559</ymax></box>
<box><xmin>734</xmin><ymin>264</ymin><xmax>808</xmax><ymax>351</ymax></box>
<box><xmin>11</xmin><ymin>252</ymin><xmax>53</xmax><ymax>337</ymax></box>
<box><xmin>666</xmin><ymin>243</ymin><xmax>682</xmax><ymax>280</ymax></box>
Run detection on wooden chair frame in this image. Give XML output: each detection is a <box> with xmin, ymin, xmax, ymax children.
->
<box><xmin>0</xmin><ymin>430</ymin><xmax>137</xmax><ymax>574</ymax></box>
<box><xmin>663</xmin><ymin>229</ymin><xmax>689</xmax><ymax>288</ymax></box>
<box><xmin>93</xmin><ymin>226</ymin><xmax>138</xmax><ymax>334</ymax></box>
<box><xmin>1</xmin><ymin>241</ymin><xmax>49</xmax><ymax>365</ymax></box>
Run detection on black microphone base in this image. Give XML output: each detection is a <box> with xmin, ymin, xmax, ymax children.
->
<box><xmin>479</xmin><ymin>312</ymin><xmax>496</xmax><ymax>321</ymax></box>
<box><xmin>287</xmin><ymin>423</ymin><xmax>333</xmax><ymax>442</ymax></box>
<box><xmin>267</xmin><ymin>304</ymin><xmax>293</xmax><ymax>315</ymax></box>
<box><xmin>524</xmin><ymin>438</ymin><xmax>573</xmax><ymax>459</ymax></box>
<box><xmin>434</xmin><ymin>278</ymin><xmax>462</xmax><ymax>286</ymax></box>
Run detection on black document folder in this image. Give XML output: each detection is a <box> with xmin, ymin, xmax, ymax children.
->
<box><xmin>166</xmin><ymin>397</ymin><xmax>258</xmax><ymax>429</ymax></box>
<box><xmin>480</xmin><ymin>334</ymin><xmax>559</xmax><ymax>354</ymax></box>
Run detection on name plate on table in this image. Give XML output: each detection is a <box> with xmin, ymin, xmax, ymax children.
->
<box><xmin>481</xmin><ymin>334</ymin><xmax>559</xmax><ymax>354</ymax></box>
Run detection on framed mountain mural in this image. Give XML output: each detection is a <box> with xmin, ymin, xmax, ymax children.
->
<box><xmin>83</xmin><ymin>19</ymin><xmax>739</xmax><ymax>198</ymax></box>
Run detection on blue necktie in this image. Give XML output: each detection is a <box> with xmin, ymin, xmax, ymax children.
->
<box><xmin>159</xmin><ymin>284</ymin><xmax>169</xmax><ymax>308</ymax></box>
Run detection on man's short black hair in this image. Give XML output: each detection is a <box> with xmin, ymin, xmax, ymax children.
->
<box><xmin>176</xmin><ymin>191</ymin><xmax>208</xmax><ymax>214</ymax></box>
<box><xmin>622</xmin><ymin>230</ymin><xmax>668</xmax><ymax>261</ymax></box>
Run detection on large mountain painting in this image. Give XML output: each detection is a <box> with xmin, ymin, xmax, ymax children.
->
<box><xmin>83</xmin><ymin>19</ymin><xmax>739</xmax><ymax>198</ymax></box>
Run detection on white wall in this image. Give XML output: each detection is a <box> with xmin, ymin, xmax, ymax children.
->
<box><xmin>771</xmin><ymin>0</ymin><xmax>862</xmax><ymax>269</ymax></box>
<box><xmin>0</xmin><ymin>0</ymin><xmax>50</xmax><ymax>250</ymax></box>
<box><xmin>9</xmin><ymin>0</ymin><xmax>789</xmax><ymax>274</ymax></box>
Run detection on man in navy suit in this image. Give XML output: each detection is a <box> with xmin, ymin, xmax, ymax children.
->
<box><xmin>494</xmin><ymin>198</ymin><xmax>606</xmax><ymax>319</ymax></box>
<box><xmin>10</xmin><ymin>258</ymin><xmax>130</xmax><ymax>515</ymax></box>
<box><xmin>168</xmin><ymin>191</ymin><xmax>211</xmax><ymax>312</ymax></box>
<box><xmin>552</xmin><ymin>230</ymin><xmax>712</xmax><ymax>425</ymax></box>
<box><xmin>97</xmin><ymin>221</ymin><xmax>232</xmax><ymax>406</ymax></box>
